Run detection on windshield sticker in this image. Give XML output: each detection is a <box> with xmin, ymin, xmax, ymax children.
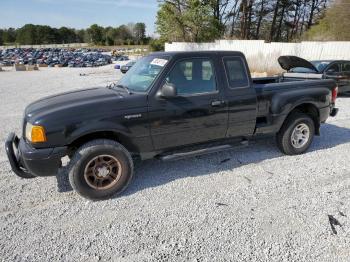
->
<box><xmin>150</xmin><ymin>58</ymin><xmax>168</xmax><ymax>67</ymax></box>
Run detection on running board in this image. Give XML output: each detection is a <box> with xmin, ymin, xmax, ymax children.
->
<box><xmin>159</xmin><ymin>141</ymin><xmax>248</xmax><ymax>161</ymax></box>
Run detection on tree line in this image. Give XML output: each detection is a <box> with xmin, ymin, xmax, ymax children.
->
<box><xmin>156</xmin><ymin>0</ymin><xmax>331</xmax><ymax>43</ymax></box>
<box><xmin>305</xmin><ymin>0</ymin><xmax>350</xmax><ymax>41</ymax></box>
<box><xmin>0</xmin><ymin>23</ymin><xmax>148</xmax><ymax>46</ymax></box>
<box><xmin>1</xmin><ymin>1</ymin><xmax>348</xmax><ymax>49</ymax></box>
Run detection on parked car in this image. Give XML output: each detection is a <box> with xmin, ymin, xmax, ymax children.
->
<box><xmin>120</xmin><ymin>61</ymin><xmax>136</xmax><ymax>74</ymax></box>
<box><xmin>5</xmin><ymin>51</ymin><xmax>338</xmax><ymax>200</ymax></box>
<box><xmin>278</xmin><ymin>56</ymin><xmax>350</xmax><ymax>94</ymax></box>
<box><xmin>116</xmin><ymin>56</ymin><xmax>129</xmax><ymax>61</ymax></box>
<box><xmin>0</xmin><ymin>48</ymin><xmax>112</xmax><ymax>68</ymax></box>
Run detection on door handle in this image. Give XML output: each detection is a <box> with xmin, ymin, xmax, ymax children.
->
<box><xmin>211</xmin><ymin>100</ymin><xmax>225</xmax><ymax>107</ymax></box>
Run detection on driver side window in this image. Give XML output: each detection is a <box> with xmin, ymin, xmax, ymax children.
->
<box><xmin>326</xmin><ymin>63</ymin><xmax>341</xmax><ymax>73</ymax></box>
<box><xmin>166</xmin><ymin>58</ymin><xmax>216</xmax><ymax>95</ymax></box>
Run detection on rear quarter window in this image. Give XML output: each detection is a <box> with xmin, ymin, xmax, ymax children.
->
<box><xmin>223</xmin><ymin>57</ymin><xmax>249</xmax><ymax>88</ymax></box>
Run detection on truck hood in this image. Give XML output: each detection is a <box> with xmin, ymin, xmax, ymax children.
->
<box><xmin>278</xmin><ymin>56</ymin><xmax>318</xmax><ymax>72</ymax></box>
<box><xmin>25</xmin><ymin>87</ymin><xmax>145</xmax><ymax>123</ymax></box>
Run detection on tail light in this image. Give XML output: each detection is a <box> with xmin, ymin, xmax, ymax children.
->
<box><xmin>332</xmin><ymin>86</ymin><xmax>338</xmax><ymax>103</ymax></box>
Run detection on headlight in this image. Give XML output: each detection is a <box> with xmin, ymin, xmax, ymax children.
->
<box><xmin>25</xmin><ymin>123</ymin><xmax>47</xmax><ymax>143</ymax></box>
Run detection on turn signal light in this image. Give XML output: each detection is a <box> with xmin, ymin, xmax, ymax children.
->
<box><xmin>26</xmin><ymin>123</ymin><xmax>47</xmax><ymax>143</ymax></box>
<box><xmin>332</xmin><ymin>87</ymin><xmax>338</xmax><ymax>103</ymax></box>
<box><xmin>31</xmin><ymin>126</ymin><xmax>47</xmax><ymax>143</ymax></box>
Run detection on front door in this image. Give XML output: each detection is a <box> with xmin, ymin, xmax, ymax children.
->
<box><xmin>148</xmin><ymin>57</ymin><xmax>228</xmax><ymax>150</ymax></box>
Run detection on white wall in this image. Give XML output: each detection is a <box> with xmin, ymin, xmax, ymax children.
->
<box><xmin>165</xmin><ymin>40</ymin><xmax>350</xmax><ymax>73</ymax></box>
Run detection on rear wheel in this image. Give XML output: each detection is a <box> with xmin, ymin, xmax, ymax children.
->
<box><xmin>276</xmin><ymin>113</ymin><xmax>315</xmax><ymax>155</ymax></box>
<box><xmin>68</xmin><ymin>139</ymin><xmax>134</xmax><ymax>200</ymax></box>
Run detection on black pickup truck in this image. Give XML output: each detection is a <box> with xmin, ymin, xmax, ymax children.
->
<box><xmin>5</xmin><ymin>51</ymin><xmax>339</xmax><ymax>200</ymax></box>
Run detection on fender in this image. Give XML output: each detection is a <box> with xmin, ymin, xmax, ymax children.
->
<box><xmin>270</xmin><ymin>87</ymin><xmax>330</xmax><ymax>116</ymax></box>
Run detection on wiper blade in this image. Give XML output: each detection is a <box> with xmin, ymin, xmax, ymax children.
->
<box><xmin>116</xmin><ymin>84</ymin><xmax>133</xmax><ymax>94</ymax></box>
<box><xmin>107</xmin><ymin>83</ymin><xmax>133</xmax><ymax>94</ymax></box>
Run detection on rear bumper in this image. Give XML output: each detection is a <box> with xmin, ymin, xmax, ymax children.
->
<box><xmin>330</xmin><ymin>107</ymin><xmax>339</xmax><ymax>117</ymax></box>
<box><xmin>5</xmin><ymin>133</ymin><xmax>67</xmax><ymax>177</ymax></box>
<box><xmin>319</xmin><ymin>105</ymin><xmax>338</xmax><ymax>123</ymax></box>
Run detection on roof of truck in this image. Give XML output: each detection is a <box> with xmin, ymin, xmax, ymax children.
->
<box><xmin>150</xmin><ymin>50</ymin><xmax>244</xmax><ymax>57</ymax></box>
<box><xmin>311</xmin><ymin>60</ymin><xmax>350</xmax><ymax>62</ymax></box>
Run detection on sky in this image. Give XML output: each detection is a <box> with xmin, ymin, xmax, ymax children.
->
<box><xmin>0</xmin><ymin>0</ymin><xmax>159</xmax><ymax>35</ymax></box>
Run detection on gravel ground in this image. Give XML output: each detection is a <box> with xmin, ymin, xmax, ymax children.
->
<box><xmin>0</xmin><ymin>66</ymin><xmax>350</xmax><ymax>261</ymax></box>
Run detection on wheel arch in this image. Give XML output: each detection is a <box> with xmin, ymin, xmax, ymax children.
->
<box><xmin>67</xmin><ymin>130</ymin><xmax>136</xmax><ymax>156</ymax></box>
<box><xmin>282</xmin><ymin>103</ymin><xmax>320</xmax><ymax>135</ymax></box>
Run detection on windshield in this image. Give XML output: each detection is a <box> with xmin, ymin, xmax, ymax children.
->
<box><xmin>311</xmin><ymin>61</ymin><xmax>331</xmax><ymax>72</ymax></box>
<box><xmin>289</xmin><ymin>61</ymin><xmax>331</xmax><ymax>73</ymax></box>
<box><xmin>117</xmin><ymin>56</ymin><xmax>169</xmax><ymax>92</ymax></box>
<box><xmin>289</xmin><ymin>67</ymin><xmax>317</xmax><ymax>73</ymax></box>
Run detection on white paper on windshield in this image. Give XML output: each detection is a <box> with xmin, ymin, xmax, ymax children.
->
<box><xmin>150</xmin><ymin>58</ymin><xmax>168</xmax><ymax>67</ymax></box>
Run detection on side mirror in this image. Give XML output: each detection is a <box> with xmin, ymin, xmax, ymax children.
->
<box><xmin>159</xmin><ymin>83</ymin><xmax>177</xmax><ymax>98</ymax></box>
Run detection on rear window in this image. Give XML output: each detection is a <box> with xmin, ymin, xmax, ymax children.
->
<box><xmin>342</xmin><ymin>62</ymin><xmax>350</xmax><ymax>72</ymax></box>
<box><xmin>223</xmin><ymin>57</ymin><xmax>249</xmax><ymax>88</ymax></box>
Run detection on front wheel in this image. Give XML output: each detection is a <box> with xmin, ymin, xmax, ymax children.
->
<box><xmin>68</xmin><ymin>139</ymin><xmax>134</xmax><ymax>200</ymax></box>
<box><xmin>276</xmin><ymin>113</ymin><xmax>315</xmax><ymax>155</ymax></box>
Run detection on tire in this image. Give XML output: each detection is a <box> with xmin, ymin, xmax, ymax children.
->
<box><xmin>68</xmin><ymin>139</ymin><xmax>134</xmax><ymax>200</ymax></box>
<box><xmin>276</xmin><ymin>112</ymin><xmax>315</xmax><ymax>155</ymax></box>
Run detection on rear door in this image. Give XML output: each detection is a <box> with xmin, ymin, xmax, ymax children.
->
<box><xmin>148</xmin><ymin>56</ymin><xmax>228</xmax><ymax>150</ymax></box>
<box><xmin>222</xmin><ymin>56</ymin><xmax>257</xmax><ymax>138</ymax></box>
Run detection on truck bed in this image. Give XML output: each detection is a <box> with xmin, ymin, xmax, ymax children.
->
<box><xmin>254</xmin><ymin>78</ymin><xmax>335</xmax><ymax>117</ymax></box>
<box><xmin>251</xmin><ymin>77</ymin><xmax>336</xmax><ymax>135</ymax></box>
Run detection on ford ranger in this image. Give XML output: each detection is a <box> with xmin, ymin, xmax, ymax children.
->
<box><xmin>5</xmin><ymin>51</ymin><xmax>339</xmax><ymax>200</ymax></box>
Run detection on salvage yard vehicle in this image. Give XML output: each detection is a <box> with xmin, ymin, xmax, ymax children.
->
<box><xmin>120</xmin><ymin>61</ymin><xmax>136</xmax><ymax>74</ymax></box>
<box><xmin>5</xmin><ymin>51</ymin><xmax>339</xmax><ymax>200</ymax></box>
<box><xmin>0</xmin><ymin>48</ymin><xmax>112</xmax><ymax>68</ymax></box>
<box><xmin>278</xmin><ymin>56</ymin><xmax>350</xmax><ymax>94</ymax></box>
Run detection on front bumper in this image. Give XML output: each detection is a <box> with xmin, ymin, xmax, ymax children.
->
<box><xmin>5</xmin><ymin>133</ymin><xmax>67</xmax><ymax>177</ymax></box>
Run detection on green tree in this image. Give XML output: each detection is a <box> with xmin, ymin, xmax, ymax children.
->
<box><xmin>58</xmin><ymin>27</ymin><xmax>77</xmax><ymax>43</ymax></box>
<box><xmin>105</xmin><ymin>27</ymin><xmax>118</xmax><ymax>45</ymax></box>
<box><xmin>3</xmin><ymin>27</ymin><xmax>17</xmax><ymax>43</ymax></box>
<box><xmin>36</xmin><ymin>25</ymin><xmax>57</xmax><ymax>44</ymax></box>
<box><xmin>133</xmin><ymin>22</ymin><xmax>146</xmax><ymax>44</ymax></box>
<box><xmin>117</xmin><ymin>25</ymin><xmax>133</xmax><ymax>44</ymax></box>
<box><xmin>305</xmin><ymin>0</ymin><xmax>350</xmax><ymax>41</ymax></box>
<box><xmin>76</xmin><ymin>29</ymin><xmax>88</xmax><ymax>43</ymax></box>
<box><xmin>149</xmin><ymin>38</ymin><xmax>166</xmax><ymax>51</ymax></box>
<box><xmin>156</xmin><ymin>0</ymin><xmax>188</xmax><ymax>42</ymax></box>
<box><xmin>156</xmin><ymin>0</ymin><xmax>221</xmax><ymax>42</ymax></box>
<box><xmin>16</xmin><ymin>24</ymin><xmax>37</xmax><ymax>44</ymax></box>
<box><xmin>0</xmin><ymin>29</ymin><xmax>3</xmax><ymax>45</ymax></box>
<box><xmin>87</xmin><ymin>24</ymin><xmax>104</xmax><ymax>45</ymax></box>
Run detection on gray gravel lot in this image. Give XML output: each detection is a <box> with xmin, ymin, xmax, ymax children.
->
<box><xmin>0</xmin><ymin>66</ymin><xmax>350</xmax><ymax>261</ymax></box>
